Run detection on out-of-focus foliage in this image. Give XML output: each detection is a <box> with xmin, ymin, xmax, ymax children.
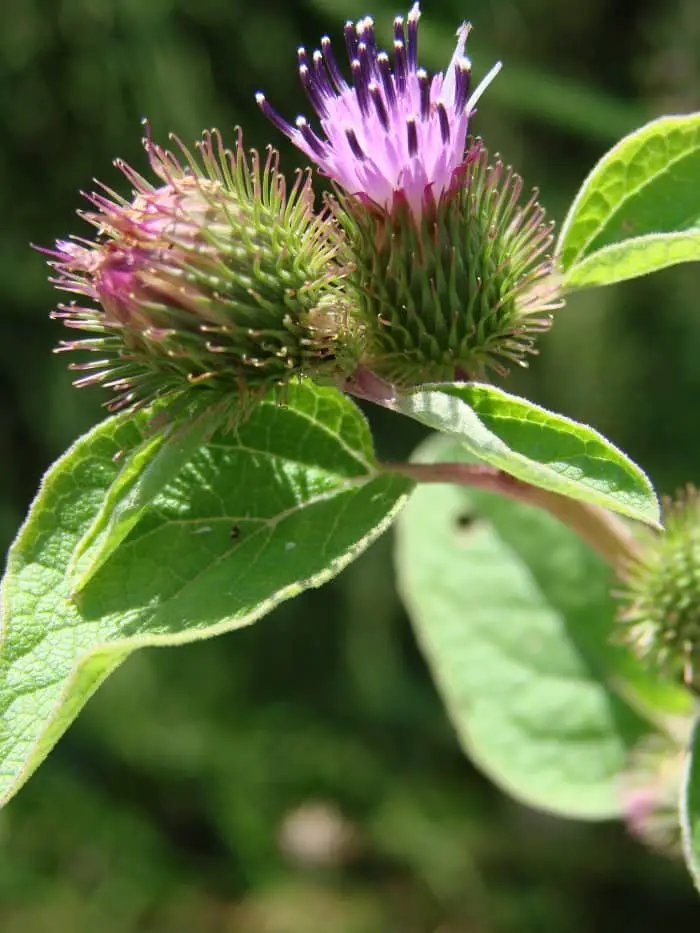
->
<box><xmin>3</xmin><ymin>0</ymin><xmax>700</xmax><ymax>929</ymax></box>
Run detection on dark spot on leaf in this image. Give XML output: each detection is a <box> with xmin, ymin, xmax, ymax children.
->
<box><xmin>454</xmin><ymin>510</ymin><xmax>476</xmax><ymax>530</ymax></box>
<box><xmin>453</xmin><ymin>509</ymin><xmax>482</xmax><ymax>543</ymax></box>
<box><xmin>230</xmin><ymin>524</ymin><xmax>241</xmax><ymax>541</ymax></box>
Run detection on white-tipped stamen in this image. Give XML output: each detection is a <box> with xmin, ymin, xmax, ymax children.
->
<box><xmin>466</xmin><ymin>60</ymin><xmax>503</xmax><ymax>113</ymax></box>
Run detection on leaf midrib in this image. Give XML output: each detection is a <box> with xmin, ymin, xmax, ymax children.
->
<box><xmin>248</xmin><ymin>396</ymin><xmax>374</xmax><ymax>473</ymax></box>
<box><xmin>87</xmin><ymin>475</ymin><xmax>374</xmax><ymax>619</ymax></box>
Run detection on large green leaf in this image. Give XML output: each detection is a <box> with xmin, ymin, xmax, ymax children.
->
<box><xmin>557</xmin><ymin>113</ymin><xmax>700</xmax><ymax>286</ymax></box>
<box><xmin>0</xmin><ymin>383</ymin><xmax>411</xmax><ymax>806</ymax></box>
<box><xmin>681</xmin><ymin>718</ymin><xmax>700</xmax><ymax>892</ymax></box>
<box><xmin>395</xmin><ymin>436</ymin><xmax>654</xmax><ymax>819</ymax></box>
<box><xmin>68</xmin><ymin>410</ymin><xmax>214</xmax><ymax>589</ymax></box>
<box><xmin>395</xmin><ymin>382</ymin><xmax>659</xmax><ymax>526</ymax></box>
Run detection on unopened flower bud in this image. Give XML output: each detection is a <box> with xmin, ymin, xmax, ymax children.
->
<box><xmin>618</xmin><ymin>487</ymin><xmax>700</xmax><ymax>684</ymax></box>
<box><xmin>44</xmin><ymin>128</ymin><xmax>351</xmax><ymax>419</ymax></box>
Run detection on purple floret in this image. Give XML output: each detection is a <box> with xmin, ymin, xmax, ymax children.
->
<box><xmin>257</xmin><ymin>3</ymin><xmax>502</xmax><ymax>215</ymax></box>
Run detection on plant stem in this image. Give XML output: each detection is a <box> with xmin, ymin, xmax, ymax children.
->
<box><xmin>385</xmin><ymin>460</ymin><xmax>646</xmax><ymax>575</ymax></box>
<box><xmin>341</xmin><ymin>366</ymin><xmax>647</xmax><ymax>575</ymax></box>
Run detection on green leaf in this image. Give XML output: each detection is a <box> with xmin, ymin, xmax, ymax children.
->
<box><xmin>395</xmin><ymin>382</ymin><xmax>660</xmax><ymax>526</ymax></box>
<box><xmin>0</xmin><ymin>383</ymin><xmax>411</xmax><ymax>806</ymax></box>
<box><xmin>557</xmin><ymin>113</ymin><xmax>700</xmax><ymax>283</ymax></box>
<box><xmin>395</xmin><ymin>436</ymin><xmax>653</xmax><ymax>819</ymax></box>
<box><xmin>563</xmin><ymin>229</ymin><xmax>700</xmax><ymax>289</ymax></box>
<box><xmin>69</xmin><ymin>411</ymin><xmax>214</xmax><ymax>590</ymax></box>
<box><xmin>681</xmin><ymin>718</ymin><xmax>700</xmax><ymax>892</ymax></box>
<box><xmin>609</xmin><ymin>658</ymin><xmax>694</xmax><ymax>727</ymax></box>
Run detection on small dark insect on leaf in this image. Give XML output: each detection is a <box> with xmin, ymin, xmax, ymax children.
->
<box><xmin>230</xmin><ymin>524</ymin><xmax>241</xmax><ymax>541</ymax></box>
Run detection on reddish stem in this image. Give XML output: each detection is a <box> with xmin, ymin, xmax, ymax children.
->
<box><xmin>384</xmin><ymin>459</ymin><xmax>645</xmax><ymax>575</ymax></box>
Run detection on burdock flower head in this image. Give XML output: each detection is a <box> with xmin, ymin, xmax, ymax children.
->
<box><xmin>257</xmin><ymin>3</ymin><xmax>500</xmax><ymax>214</ymax></box>
<box><xmin>618</xmin><ymin>487</ymin><xmax>700</xmax><ymax>686</ymax></box>
<box><xmin>258</xmin><ymin>4</ymin><xmax>561</xmax><ymax>387</ymax></box>
<box><xmin>45</xmin><ymin>128</ymin><xmax>350</xmax><ymax>420</ymax></box>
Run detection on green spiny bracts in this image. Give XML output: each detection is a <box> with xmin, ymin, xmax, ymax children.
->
<box><xmin>334</xmin><ymin>144</ymin><xmax>562</xmax><ymax>387</ymax></box>
<box><xmin>44</xmin><ymin>127</ymin><xmax>352</xmax><ymax>420</ymax></box>
<box><xmin>618</xmin><ymin>487</ymin><xmax>700</xmax><ymax>685</ymax></box>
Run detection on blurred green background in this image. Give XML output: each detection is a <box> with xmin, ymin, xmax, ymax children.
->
<box><xmin>3</xmin><ymin>0</ymin><xmax>700</xmax><ymax>929</ymax></box>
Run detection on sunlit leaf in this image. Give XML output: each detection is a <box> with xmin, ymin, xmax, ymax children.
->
<box><xmin>395</xmin><ymin>382</ymin><xmax>660</xmax><ymax>526</ymax></box>
<box><xmin>0</xmin><ymin>384</ymin><xmax>411</xmax><ymax>806</ymax></box>
<box><xmin>558</xmin><ymin>113</ymin><xmax>700</xmax><ymax>282</ymax></box>
<box><xmin>563</xmin><ymin>229</ymin><xmax>700</xmax><ymax>289</ymax></box>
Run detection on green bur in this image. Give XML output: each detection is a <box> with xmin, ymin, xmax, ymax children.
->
<box><xmin>48</xmin><ymin>128</ymin><xmax>352</xmax><ymax>420</ymax></box>
<box><xmin>620</xmin><ymin>488</ymin><xmax>700</xmax><ymax>684</ymax></box>
<box><xmin>338</xmin><ymin>145</ymin><xmax>562</xmax><ymax>386</ymax></box>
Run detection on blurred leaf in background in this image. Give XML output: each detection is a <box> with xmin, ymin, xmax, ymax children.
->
<box><xmin>3</xmin><ymin>0</ymin><xmax>700</xmax><ymax>929</ymax></box>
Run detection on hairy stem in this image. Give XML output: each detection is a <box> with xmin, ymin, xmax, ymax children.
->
<box><xmin>341</xmin><ymin>366</ymin><xmax>646</xmax><ymax>574</ymax></box>
<box><xmin>385</xmin><ymin>460</ymin><xmax>645</xmax><ymax>575</ymax></box>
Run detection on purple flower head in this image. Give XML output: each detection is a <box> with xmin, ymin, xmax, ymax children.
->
<box><xmin>257</xmin><ymin>4</ymin><xmax>501</xmax><ymax>215</ymax></box>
